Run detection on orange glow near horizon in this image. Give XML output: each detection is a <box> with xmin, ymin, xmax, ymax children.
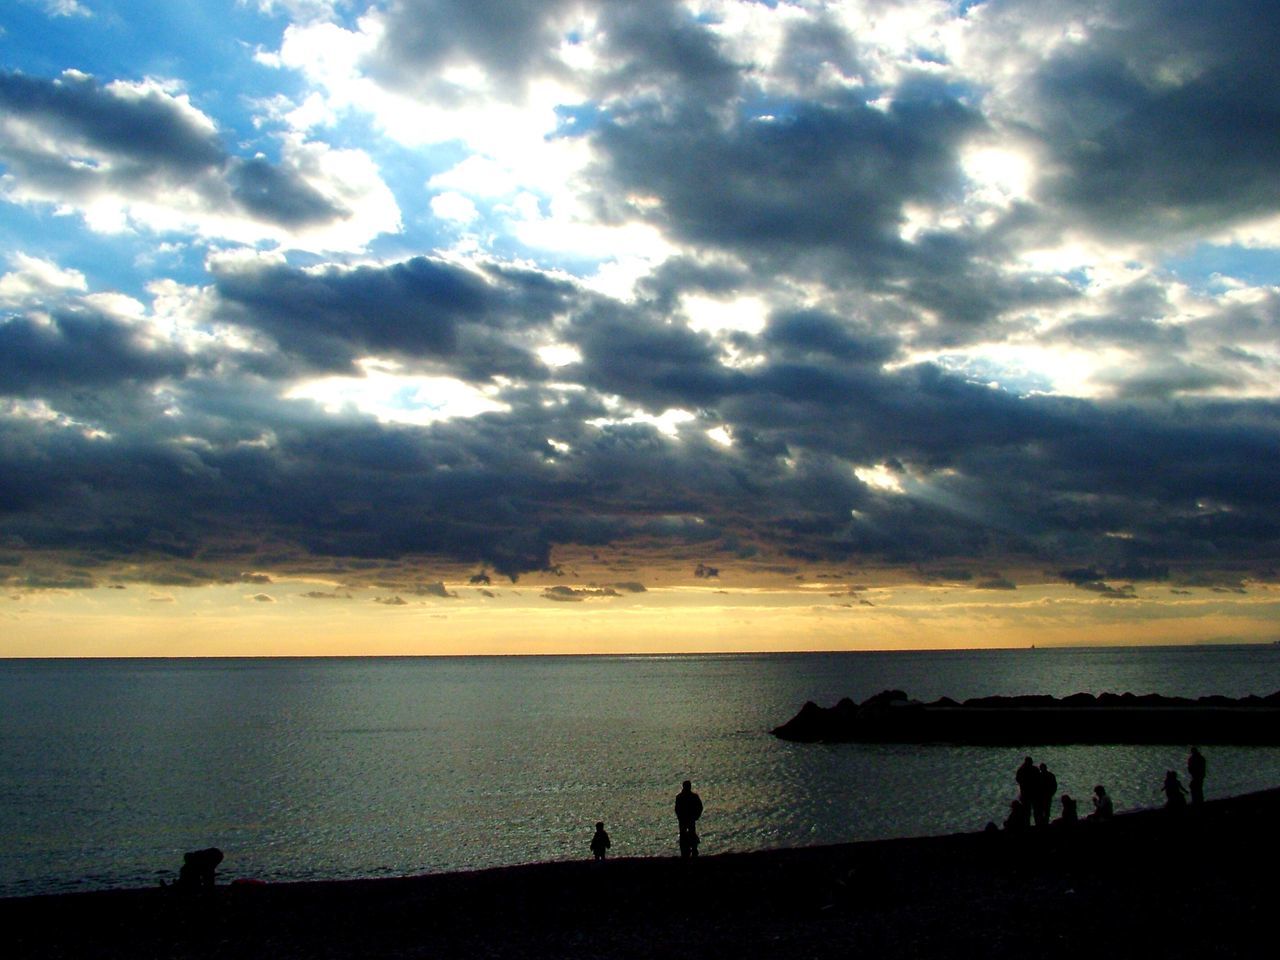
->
<box><xmin>3</xmin><ymin>577</ymin><xmax>1279</xmax><ymax>657</ymax></box>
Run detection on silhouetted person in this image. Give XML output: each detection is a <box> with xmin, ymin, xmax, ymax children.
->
<box><xmin>590</xmin><ymin>821</ymin><xmax>611</xmax><ymax>860</ymax></box>
<box><xmin>175</xmin><ymin>847</ymin><xmax>222</xmax><ymax>890</ymax></box>
<box><xmin>674</xmin><ymin>780</ymin><xmax>703</xmax><ymax>858</ymax></box>
<box><xmin>1187</xmin><ymin>746</ymin><xmax>1206</xmax><ymax>805</ymax></box>
<box><xmin>1015</xmin><ymin>756</ymin><xmax>1040</xmax><ymax>813</ymax></box>
<box><xmin>1034</xmin><ymin>762</ymin><xmax>1058</xmax><ymax>828</ymax></box>
<box><xmin>1058</xmin><ymin>794</ymin><xmax>1078</xmax><ymax>825</ymax></box>
<box><xmin>1163</xmin><ymin>770</ymin><xmax>1188</xmax><ymax>810</ymax></box>
<box><xmin>1089</xmin><ymin>784</ymin><xmax>1113</xmax><ymax>820</ymax></box>
<box><xmin>1003</xmin><ymin>798</ymin><xmax>1029</xmax><ymax>832</ymax></box>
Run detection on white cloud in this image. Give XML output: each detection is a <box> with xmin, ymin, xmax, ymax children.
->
<box><xmin>428</xmin><ymin>155</ymin><xmax>524</xmax><ymax>199</ymax></box>
<box><xmin>260</xmin><ymin>12</ymin><xmax>673</xmax><ymax>274</ymax></box>
<box><xmin>0</xmin><ymin>254</ymin><xmax>87</xmax><ymax>305</ymax></box>
<box><xmin>430</xmin><ymin>191</ymin><xmax>479</xmax><ymax>223</ymax></box>
<box><xmin>42</xmin><ymin>1</ymin><xmax>91</xmax><ymax>19</ymax></box>
<box><xmin>244</xmin><ymin>0</ymin><xmax>339</xmax><ymax>22</ymax></box>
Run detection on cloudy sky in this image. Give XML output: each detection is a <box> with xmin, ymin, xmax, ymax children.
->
<box><xmin>3</xmin><ymin>0</ymin><xmax>1279</xmax><ymax>656</ymax></box>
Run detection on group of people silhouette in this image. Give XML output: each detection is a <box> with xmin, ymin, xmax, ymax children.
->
<box><xmin>591</xmin><ymin>750</ymin><xmax>1211</xmax><ymax>862</ymax></box>
<box><xmin>590</xmin><ymin>779</ymin><xmax>703</xmax><ymax>861</ymax></box>
<box><xmin>1162</xmin><ymin>746</ymin><xmax>1207</xmax><ymax>809</ymax></box>
<box><xmin>1009</xmin><ymin>756</ymin><xmax>1060</xmax><ymax>828</ymax></box>
<box><xmin>1000</xmin><ymin>746</ymin><xmax>1206</xmax><ymax>832</ymax></box>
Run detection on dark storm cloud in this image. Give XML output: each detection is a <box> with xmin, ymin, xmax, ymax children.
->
<box><xmin>578</xmin><ymin>65</ymin><xmax>1078</xmax><ymax>341</ymax></box>
<box><xmin>0</xmin><ymin>305</ymin><xmax>191</xmax><ymax>394</ymax></box>
<box><xmin>761</xmin><ymin>309</ymin><xmax>898</xmax><ymax>365</ymax></box>
<box><xmin>772</xmin><ymin>10</ymin><xmax>863</xmax><ymax>90</ymax></box>
<box><xmin>0</xmin><ymin>400</ymin><xmax>570</xmax><ymax>581</ymax></box>
<box><xmin>4</xmin><ymin>358</ymin><xmax>1280</xmax><ymax>582</ymax></box>
<box><xmin>368</xmin><ymin>0</ymin><xmax>739</xmax><ymax>104</ymax></box>
<box><xmin>5</xmin><ymin>2</ymin><xmax>1280</xmax><ymax>592</ymax></box>
<box><xmin>1095</xmin><ymin>361</ymin><xmax>1239</xmax><ymax>401</ymax></box>
<box><xmin>564</xmin><ymin>299</ymin><xmax>739</xmax><ymax>407</ymax></box>
<box><xmin>590</xmin><ymin>80</ymin><xmax>980</xmax><ymax>271</ymax></box>
<box><xmin>226</xmin><ymin>157</ymin><xmax>346</xmax><ymax>228</ymax></box>
<box><xmin>0</xmin><ymin>70</ymin><xmax>345</xmax><ymax>228</ymax></box>
<box><xmin>367</xmin><ymin>0</ymin><xmax>578</xmax><ymax>97</ymax></box>
<box><xmin>212</xmin><ymin>257</ymin><xmax>577</xmax><ymax>376</ymax></box>
<box><xmin>591</xmin><ymin>0</ymin><xmax>741</xmax><ymax>102</ymax></box>
<box><xmin>980</xmin><ymin>0</ymin><xmax>1280</xmax><ymax>238</ymax></box>
<box><xmin>0</xmin><ymin>70</ymin><xmax>222</xmax><ymax>170</ymax></box>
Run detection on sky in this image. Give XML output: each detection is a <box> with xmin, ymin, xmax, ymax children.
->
<box><xmin>2</xmin><ymin>0</ymin><xmax>1280</xmax><ymax>656</ymax></box>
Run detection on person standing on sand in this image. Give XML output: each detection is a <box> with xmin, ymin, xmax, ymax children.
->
<box><xmin>590</xmin><ymin>821</ymin><xmax>611</xmax><ymax>860</ymax></box>
<box><xmin>675</xmin><ymin>780</ymin><xmax>703</xmax><ymax>858</ymax></box>
<box><xmin>1187</xmin><ymin>746</ymin><xmax>1206</xmax><ymax>805</ymax></box>
<box><xmin>1034</xmin><ymin>762</ymin><xmax>1057</xmax><ymax>828</ymax></box>
<box><xmin>1015</xmin><ymin>757</ymin><xmax>1040</xmax><ymax>814</ymax></box>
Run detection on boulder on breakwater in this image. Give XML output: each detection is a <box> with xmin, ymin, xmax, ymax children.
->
<box><xmin>771</xmin><ymin>689</ymin><xmax>1280</xmax><ymax>745</ymax></box>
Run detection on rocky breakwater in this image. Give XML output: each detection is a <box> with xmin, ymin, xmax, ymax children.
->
<box><xmin>771</xmin><ymin>689</ymin><xmax>1280</xmax><ymax>744</ymax></box>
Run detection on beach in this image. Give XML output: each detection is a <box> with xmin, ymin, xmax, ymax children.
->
<box><xmin>5</xmin><ymin>787</ymin><xmax>1276</xmax><ymax>959</ymax></box>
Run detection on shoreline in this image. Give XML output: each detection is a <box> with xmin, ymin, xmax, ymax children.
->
<box><xmin>6</xmin><ymin>787</ymin><xmax>1278</xmax><ymax>958</ymax></box>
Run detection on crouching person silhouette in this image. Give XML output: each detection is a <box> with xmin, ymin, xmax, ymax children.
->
<box><xmin>175</xmin><ymin>847</ymin><xmax>223</xmax><ymax>890</ymax></box>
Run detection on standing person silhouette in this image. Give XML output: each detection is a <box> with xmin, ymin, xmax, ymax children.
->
<box><xmin>1187</xmin><ymin>746</ymin><xmax>1206</xmax><ymax>805</ymax></box>
<box><xmin>1015</xmin><ymin>757</ymin><xmax>1040</xmax><ymax>818</ymax></box>
<box><xmin>590</xmin><ymin>821</ymin><xmax>611</xmax><ymax>860</ymax></box>
<box><xmin>674</xmin><ymin>780</ymin><xmax>703</xmax><ymax>859</ymax></box>
<box><xmin>1035</xmin><ymin>762</ymin><xmax>1058</xmax><ymax>828</ymax></box>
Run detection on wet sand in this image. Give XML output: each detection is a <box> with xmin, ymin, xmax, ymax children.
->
<box><xmin>6</xmin><ymin>788</ymin><xmax>1277</xmax><ymax>959</ymax></box>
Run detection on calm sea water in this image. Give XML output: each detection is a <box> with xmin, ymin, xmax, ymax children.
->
<box><xmin>2</xmin><ymin>646</ymin><xmax>1279</xmax><ymax>898</ymax></box>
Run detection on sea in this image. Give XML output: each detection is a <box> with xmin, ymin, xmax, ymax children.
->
<box><xmin>2</xmin><ymin>645</ymin><xmax>1279</xmax><ymax>898</ymax></box>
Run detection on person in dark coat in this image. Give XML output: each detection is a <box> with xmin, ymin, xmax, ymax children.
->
<box><xmin>1163</xmin><ymin>770</ymin><xmax>1188</xmax><ymax>810</ymax></box>
<box><xmin>1015</xmin><ymin>757</ymin><xmax>1040</xmax><ymax>814</ymax></box>
<box><xmin>1034</xmin><ymin>762</ymin><xmax>1058</xmax><ymax>828</ymax></box>
<box><xmin>590</xmin><ymin>821</ymin><xmax>611</xmax><ymax>860</ymax></box>
<box><xmin>1187</xmin><ymin>746</ymin><xmax>1206</xmax><ymax>805</ymax></box>
<box><xmin>674</xmin><ymin>780</ymin><xmax>703</xmax><ymax>858</ymax></box>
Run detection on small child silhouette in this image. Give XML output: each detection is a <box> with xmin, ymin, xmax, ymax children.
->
<box><xmin>590</xmin><ymin>821</ymin><xmax>611</xmax><ymax>860</ymax></box>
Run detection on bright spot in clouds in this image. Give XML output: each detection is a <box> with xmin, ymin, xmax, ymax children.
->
<box><xmin>287</xmin><ymin>361</ymin><xmax>510</xmax><ymax>425</ymax></box>
<box><xmin>855</xmin><ymin>464</ymin><xmax>905</xmax><ymax>494</ymax></box>
<box><xmin>682</xmin><ymin>294</ymin><xmax>769</xmax><ymax>335</ymax></box>
<box><xmin>588</xmin><ymin>407</ymin><xmax>696</xmax><ymax>438</ymax></box>
<box><xmin>961</xmin><ymin>145</ymin><xmax>1036</xmax><ymax>206</ymax></box>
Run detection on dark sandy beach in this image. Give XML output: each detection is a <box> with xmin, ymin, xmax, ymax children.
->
<box><xmin>6</xmin><ymin>788</ymin><xmax>1278</xmax><ymax>959</ymax></box>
